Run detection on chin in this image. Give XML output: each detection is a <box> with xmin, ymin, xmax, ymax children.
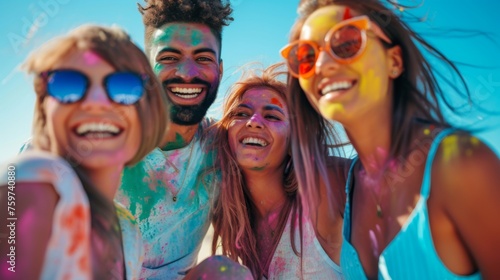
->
<box><xmin>73</xmin><ymin>152</ymin><xmax>130</xmax><ymax>171</ymax></box>
<box><xmin>319</xmin><ymin>104</ymin><xmax>345</xmax><ymax>121</ymax></box>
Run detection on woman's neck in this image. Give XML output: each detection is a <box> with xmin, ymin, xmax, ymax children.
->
<box><xmin>344</xmin><ymin>109</ymin><xmax>392</xmax><ymax>177</ymax></box>
<box><xmin>243</xmin><ymin>167</ymin><xmax>287</xmax><ymax>219</ymax></box>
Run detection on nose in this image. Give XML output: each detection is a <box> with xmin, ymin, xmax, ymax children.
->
<box><xmin>80</xmin><ymin>83</ymin><xmax>113</xmax><ymax>110</ymax></box>
<box><xmin>315</xmin><ymin>49</ymin><xmax>340</xmax><ymax>77</ymax></box>
<box><xmin>246</xmin><ymin>114</ymin><xmax>263</xmax><ymax>129</ymax></box>
<box><xmin>175</xmin><ymin>59</ymin><xmax>200</xmax><ymax>81</ymax></box>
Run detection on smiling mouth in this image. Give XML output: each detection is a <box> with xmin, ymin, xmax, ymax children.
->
<box><xmin>321</xmin><ymin>80</ymin><xmax>356</xmax><ymax>95</ymax></box>
<box><xmin>170</xmin><ymin>87</ymin><xmax>203</xmax><ymax>99</ymax></box>
<box><xmin>241</xmin><ymin>137</ymin><xmax>269</xmax><ymax>147</ymax></box>
<box><xmin>74</xmin><ymin>122</ymin><xmax>123</xmax><ymax>138</ymax></box>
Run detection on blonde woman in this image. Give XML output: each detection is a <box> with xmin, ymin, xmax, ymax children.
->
<box><xmin>0</xmin><ymin>25</ymin><xmax>168</xmax><ymax>279</ymax></box>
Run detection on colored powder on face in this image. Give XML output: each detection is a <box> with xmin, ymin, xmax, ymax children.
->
<box><xmin>270</xmin><ymin>97</ymin><xmax>283</xmax><ymax>108</ymax></box>
<box><xmin>191</xmin><ymin>29</ymin><xmax>203</xmax><ymax>46</ymax></box>
<box><xmin>309</xmin><ymin>10</ymin><xmax>338</xmax><ymax>28</ymax></box>
<box><xmin>319</xmin><ymin>102</ymin><xmax>345</xmax><ymax>119</ymax></box>
<box><xmin>153</xmin><ymin>63</ymin><xmax>164</xmax><ymax>76</ymax></box>
<box><xmin>359</xmin><ymin>69</ymin><xmax>382</xmax><ymax>99</ymax></box>
<box><xmin>82</xmin><ymin>51</ymin><xmax>101</xmax><ymax>66</ymax></box>
<box><xmin>441</xmin><ymin>135</ymin><xmax>460</xmax><ymax>162</ymax></box>
<box><xmin>152</xmin><ymin>26</ymin><xmax>176</xmax><ymax>45</ymax></box>
<box><xmin>423</xmin><ymin>128</ymin><xmax>431</xmax><ymax>135</ymax></box>
<box><xmin>342</xmin><ymin>7</ymin><xmax>352</xmax><ymax>20</ymax></box>
<box><xmin>220</xmin><ymin>265</ymin><xmax>227</xmax><ymax>272</ymax></box>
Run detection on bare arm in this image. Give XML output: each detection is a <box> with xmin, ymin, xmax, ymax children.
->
<box><xmin>437</xmin><ymin>134</ymin><xmax>500</xmax><ymax>279</ymax></box>
<box><xmin>0</xmin><ymin>183</ymin><xmax>57</xmax><ymax>279</ymax></box>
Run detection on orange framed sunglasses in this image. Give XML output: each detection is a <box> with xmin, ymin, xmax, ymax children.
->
<box><xmin>280</xmin><ymin>15</ymin><xmax>392</xmax><ymax>78</ymax></box>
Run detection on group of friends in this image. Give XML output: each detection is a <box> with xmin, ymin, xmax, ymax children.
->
<box><xmin>1</xmin><ymin>0</ymin><xmax>499</xmax><ymax>279</ymax></box>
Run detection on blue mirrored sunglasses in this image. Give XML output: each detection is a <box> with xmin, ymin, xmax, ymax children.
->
<box><xmin>41</xmin><ymin>69</ymin><xmax>148</xmax><ymax>105</ymax></box>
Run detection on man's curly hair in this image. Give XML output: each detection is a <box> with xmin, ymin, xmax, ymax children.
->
<box><xmin>139</xmin><ymin>0</ymin><xmax>234</xmax><ymax>55</ymax></box>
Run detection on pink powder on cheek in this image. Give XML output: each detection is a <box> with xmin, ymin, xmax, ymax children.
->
<box><xmin>82</xmin><ymin>51</ymin><xmax>102</xmax><ymax>66</ymax></box>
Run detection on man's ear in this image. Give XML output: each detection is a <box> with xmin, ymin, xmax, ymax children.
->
<box><xmin>386</xmin><ymin>45</ymin><xmax>404</xmax><ymax>78</ymax></box>
<box><xmin>219</xmin><ymin>59</ymin><xmax>224</xmax><ymax>80</ymax></box>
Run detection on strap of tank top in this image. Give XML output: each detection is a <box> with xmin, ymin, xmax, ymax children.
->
<box><xmin>420</xmin><ymin>128</ymin><xmax>457</xmax><ymax>198</ymax></box>
<box><xmin>344</xmin><ymin>156</ymin><xmax>358</xmax><ymax>241</ymax></box>
<box><xmin>345</xmin><ymin>156</ymin><xmax>359</xmax><ymax>195</ymax></box>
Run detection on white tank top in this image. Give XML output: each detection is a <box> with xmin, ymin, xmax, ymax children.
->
<box><xmin>266</xmin><ymin>209</ymin><xmax>344</xmax><ymax>279</ymax></box>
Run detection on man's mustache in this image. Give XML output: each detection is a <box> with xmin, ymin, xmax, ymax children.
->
<box><xmin>162</xmin><ymin>77</ymin><xmax>212</xmax><ymax>89</ymax></box>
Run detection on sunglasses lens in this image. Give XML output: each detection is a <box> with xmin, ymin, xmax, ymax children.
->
<box><xmin>106</xmin><ymin>72</ymin><xmax>144</xmax><ymax>105</ymax></box>
<box><xmin>288</xmin><ymin>43</ymin><xmax>317</xmax><ymax>77</ymax></box>
<box><xmin>330</xmin><ymin>25</ymin><xmax>363</xmax><ymax>59</ymax></box>
<box><xmin>46</xmin><ymin>70</ymin><xmax>87</xmax><ymax>103</ymax></box>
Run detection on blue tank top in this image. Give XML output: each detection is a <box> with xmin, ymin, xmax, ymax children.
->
<box><xmin>340</xmin><ymin>128</ymin><xmax>482</xmax><ymax>279</ymax></box>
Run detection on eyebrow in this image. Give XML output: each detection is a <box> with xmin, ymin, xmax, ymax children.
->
<box><xmin>156</xmin><ymin>47</ymin><xmax>182</xmax><ymax>57</ymax></box>
<box><xmin>264</xmin><ymin>105</ymin><xmax>285</xmax><ymax>115</ymax></box>
<box><xmin>237</xmin><ymin>104</ymin><xmax>285</xmax><ymax>115</ymax></box>
<box><xmin>194</xmin><ymin>48</ymin><xmax>217</xmax><ymax>56</ymax></box>
<box><xmin>157</xmin><ymin>47</ymin><xmax>216</xmax><ymax>56</ymax></box>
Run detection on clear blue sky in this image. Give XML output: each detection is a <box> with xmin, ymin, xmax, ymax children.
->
<box><xmin>1</xmin><ymin>0</ymin><xmax>499</xmax><ymax>161</ymax></box>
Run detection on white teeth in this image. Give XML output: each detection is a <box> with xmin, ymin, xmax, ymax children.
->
<box><xmin>175</xmin><ymin>93</ymin><xmax>198</xmax><ymax>99</ymax></box>
<box><xmin>171</xmin><ymin>87</ymin><xmax>203</xmax><ymax>94</ymax></box>
<box><xmin>242</xmin><ymin>137</ymin><xmax>268</xmax><ymax>147</ymax></box>
<box><xmin>322</xmin><ymin>81</ymin><xmax>353</xmax><ymax>95</ymax></box>
<box><xmin>76</xmin><ymin>122</ymin><xmax>120</xmax><ymax>135</ymax></box>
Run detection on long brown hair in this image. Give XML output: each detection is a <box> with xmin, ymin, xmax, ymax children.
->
<box><xmin>23</xmin><ymin>25</ymin><xmax>169</xmax><ymax>278</ymax></box>
<box><xmin>210</xmin><ymin>63</ymin><xmax>302</xmax><ymax>278</ymax></box>
<box><xmin>288</xmin><ymin>0</ymin><xmax>470</xmax><ymax>219</ymax></box>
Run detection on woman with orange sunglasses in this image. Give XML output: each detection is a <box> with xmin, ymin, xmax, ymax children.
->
<box><xmin>283</xmin><ymin>0</ymin><xmax>500</xmax><ymax>279</ymax></box>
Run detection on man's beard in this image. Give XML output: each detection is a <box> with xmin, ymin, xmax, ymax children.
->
<box><xmin>163</xmin><ymin>77</ymin><xmax>219</xmax><ymax>126</ymax></box>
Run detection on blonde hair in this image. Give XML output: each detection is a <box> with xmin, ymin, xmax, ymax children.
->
<box><xmin>22</xmin><ymin>24</ymin><xmax>169</xmax><ymax>278</ymax></box>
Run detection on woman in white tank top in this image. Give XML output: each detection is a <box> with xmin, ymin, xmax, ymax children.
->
<box><xmin>209</xmin><ymin>63</ymin><xmax>346</xmax><ymax>279</ymax></box>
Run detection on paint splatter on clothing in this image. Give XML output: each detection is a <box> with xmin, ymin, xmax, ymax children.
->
<box><xmin>1</xmin><ymin>151</ymin><xmax>144</xmax><ymax>280</ymax></box>
<box><xmin>116</xmin><ymin>118</ymin><xmax>219</xmax><ymax>279</ymax></box>
<box><xmin>116</xmin><ymin>202</ymin><xmax>144</xmax><ymax>280</ymax></box>
<box><xmin>1</xmin><ymin>151</ymin><xmax>92</xmax><ymax>280</ymax></box>
<box><xmin>267</xmin><ymin>209</ymin><xmax>343</xmax><ymax>279</ymax></box>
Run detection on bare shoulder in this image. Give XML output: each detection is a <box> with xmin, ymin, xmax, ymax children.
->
<box><xmin>433</xmin><ymin>131</ymin><xmax>500</xmax><ymax>191</ymax></box>
<box><xmin>433</xmin><ymin>131</ymin><xmax>500</xmax><ymax>278</ymax></box>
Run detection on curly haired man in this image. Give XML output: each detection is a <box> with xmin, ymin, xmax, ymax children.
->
<box><xmin>115</xmin><ymin>1</ymin><xmax>237</xmax><ymax>278</ymax></box>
